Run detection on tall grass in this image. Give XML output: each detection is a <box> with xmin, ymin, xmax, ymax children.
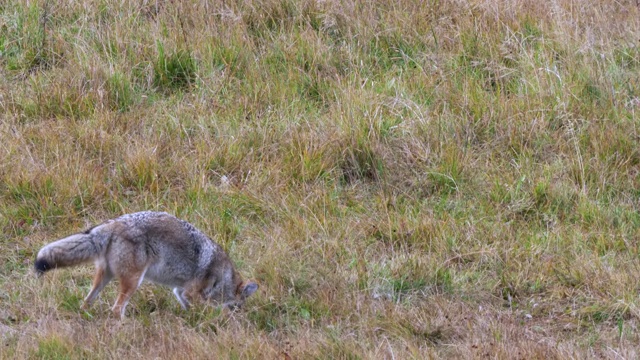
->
<box><xmin>1</xmin><ymin>0</ymin><xmax>640</xmax><ymax>358</ymax></box>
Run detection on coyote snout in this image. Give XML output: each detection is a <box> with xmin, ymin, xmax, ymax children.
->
<box><xmin>35</xmin><ymin>211</ymin><xmax>258</xmax><ymax>318</ymax></box>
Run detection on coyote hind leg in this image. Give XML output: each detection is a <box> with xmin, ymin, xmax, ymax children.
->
<box><xmin>82</xmin><ymin>264</ymin><xmax>113</xmax><ymax>310</ymax></box>
<box><xmin>111</xmin><ymin>268</ymin><xmax>147</xmax><ymax>319</ymax></box>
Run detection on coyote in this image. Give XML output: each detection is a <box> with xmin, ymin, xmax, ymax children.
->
<box><xmin>34</xmin><ymin>211</ymin><xmax>258</xmax><ymax>318</ymax></box>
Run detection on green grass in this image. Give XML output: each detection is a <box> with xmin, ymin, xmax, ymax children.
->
<box><xmin>1</xmin><ymin>0</ymin><xmax>640</xmax><ymax>358</ymax></box>
<box><xmin>153</xmin><ymin>45</ymin><xmax>196</xmax><ymax>92</ymax></box>
<box><xmin>34</xmin><ymin>336</ymin><xmax>90</xmax><ymax>360</ymax></box>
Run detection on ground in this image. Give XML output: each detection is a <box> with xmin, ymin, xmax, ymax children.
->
<box><xmin>1</xmin><ymin>0</ymin><xmax>640</xmax><ymax>358</ymax></box>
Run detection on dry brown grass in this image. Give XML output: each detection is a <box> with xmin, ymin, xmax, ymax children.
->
<box><xmin>2</xmin><ymin>0</ymin><xmax>640</xmax><ymax>358</ymax></box>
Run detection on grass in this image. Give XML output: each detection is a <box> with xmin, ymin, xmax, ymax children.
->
<box><xmin>1</xmin><ymin>0</ymin><xmax>640</xmax><ymax>358</ymax></box>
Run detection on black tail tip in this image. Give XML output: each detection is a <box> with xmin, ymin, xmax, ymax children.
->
<box><xmin>34</xmin><ymin>258</ymin><xmax>53</xmax><ymax>276</ymax></box>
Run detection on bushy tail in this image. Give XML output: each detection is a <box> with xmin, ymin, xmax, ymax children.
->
<box><xmin>34</xmin><ymin>232</ymin><xmax>104</xmax><ymax>276</ymax></box>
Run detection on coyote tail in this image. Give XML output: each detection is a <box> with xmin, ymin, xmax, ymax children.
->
<box><xmin>34</xmin><ymin>231</ymin><xmax>105</xmax><ymax>276</ymax></box>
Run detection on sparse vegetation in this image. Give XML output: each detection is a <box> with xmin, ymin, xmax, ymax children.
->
<box><xmin>1</xmin><ymin>0</ymin><xmax>640</xmax><ymax>358</ymax></box>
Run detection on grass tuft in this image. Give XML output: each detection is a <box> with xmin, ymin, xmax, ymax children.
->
<box><xmin>33</xmin><ymin>335</ymin><xmax>90</xmax><ymax>360</ymax></box>
<box><xmin>153</xmin><ymin>44</ymin><xmax>196</xmax><ymax>92</ymax></box>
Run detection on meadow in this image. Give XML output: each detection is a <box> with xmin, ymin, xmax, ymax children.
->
<box><xmin>1</xmin><ymin>0</ymin><xmax>640</xmax><ymax>358</ymax></box>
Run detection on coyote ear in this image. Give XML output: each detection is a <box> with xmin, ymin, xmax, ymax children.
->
<box><xmin>242</xmin><ymin>282</ymin><xmax>258</xmax><ymax>298</ymax></box>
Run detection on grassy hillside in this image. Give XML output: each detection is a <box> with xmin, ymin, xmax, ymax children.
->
<box><xmin>1</xmin><ymin>0</ymin><xmax>640</xmax><ymax>358</ymax></box>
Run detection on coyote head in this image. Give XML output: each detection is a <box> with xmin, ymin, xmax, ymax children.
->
<box><xmin>230</xmin><ymin>280</ymin><xmax>259</xmax><ymax>309</ymax></box>
<box><xmin>204</xmin><ymin>268</ymin><xmax>258</xmax><ymax>310</ymax></box>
